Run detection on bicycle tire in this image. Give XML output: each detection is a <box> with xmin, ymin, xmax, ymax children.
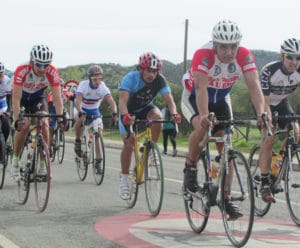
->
<box><xmin>0</xmin><ymin>133</ymin><xmax>7</xmax><ymax>189</ymax></box>
<box><xmin>17</xmin><ymin>136</ymin><xmax>31</xmax><ymax>205</ymax></box>
<box><xmin>57</xmin><ymin>129</ymin><xmax>65</xmax><ymax>164</ymax></box>
<box><xmin>126</xmin><ymin>166</ymin><xmax>139</xmax><ymax>208</ymax></box>
<box><xmin>34</xmin><ymin>138</ymin><xmax>51</xmax><ymax>212</ymax></box>
<box><xmin>221</xmin><ymin>150</ymin><xmax>254</xmax><ymax>247</ymax></box>
<box><xmin>92</xmin><ymin>133</ymin><xmax>105</xmax><ymax>185</ymax></box>
<box><xmin>183</xmin><ymin>152</ymin><xmax>209</xmax><ymax>233</ymax></box>
<box><xmin>248</xmin><ymin>144</ymin><xmax>272</xmax><ymax>216</ymax></box>
<box><xmin>144</xmin><ymin>141</ymin><xmax>164</xmax><ymax>216</ymax></box>
<box><xmin>6</xmin><ymin>127</ymin><xmax>14</xmax><ymax>165</ymax></box>
<box><xmin>285</xmin><ymin>150</ymin><xmax>300</xmax><ymax>225</ymax></box>
<box><xmin>76</xmin><ymin>135</ymin><xmax>88</xmax><ymax>181</ymax></box>
<box><xmin>50</xmin><ymin>130</ymin><xmax>57</xmax><ymax>163</ymax></box>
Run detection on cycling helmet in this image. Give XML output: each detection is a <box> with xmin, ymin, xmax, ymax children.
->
<box><xmin>212</xmin><ymin>19</ymin><xmax>242</xmax><ymax>44</ymax></box>
<box><xmin>87</xmin><ymin>64</ymin><xmax>103</xmax><ymax>77</ymax></box>
<box><xmin>30</xmin><ymin>44</ymin><xmax>53</xmax><ymax>64</ymax></box>
<box><xmin>280</xmin><ymin>38</ymin><xmax>300</xmax><ymax>54</ymax></box>
<box><xmin>0</xmin><ymin>62</ymin><xmax>5</xmax><ymax>73</ymax></box>
<box><xmin>139</xmin><ymin>52</ymin><xmax>162</xmax><ymax>70</ymax></box>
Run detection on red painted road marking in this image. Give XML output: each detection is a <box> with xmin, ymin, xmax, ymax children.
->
<box><xmin>95</xmin><ymin>212</ymin><xmax>300</xmax><ymax>247</ymax></box>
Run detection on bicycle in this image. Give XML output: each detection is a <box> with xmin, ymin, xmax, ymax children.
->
<box><xmin>0</xmin><ymin>112</ymin><xmax>10</xmax><ymax>189</ymax></box>
<box><xmin>126</xmin><ymin>118</ymin><xmax>173</xmax><ymax>217</ymax></box>
<box><xmin>248</xmin><ymin>113</ymin><xmax>300</xmax><ymax>225</ymax></box>
<box><xmin>75</xmin><ymin>114</ymin><xmax>105</xmax><ymax>186</ymax></box>
<box><xmin>183</xmin><ymin>113</ymin><xmax>256</xmax><ymax>247</ymax></box>
<box><xmin>50</xmin><ymin>125</ymin><xmax>65</xmax><ymax>164</ymax></box>
<box><xmin>17</xmin><ymin>110</ymin><xmax>65</xmax><ymax>212</ymax></box>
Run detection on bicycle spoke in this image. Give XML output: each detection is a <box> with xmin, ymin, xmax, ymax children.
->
<box><xmin>92</xmin><ymin>134</ymin><xmax>105</xmax><ymax>185</ymax></box>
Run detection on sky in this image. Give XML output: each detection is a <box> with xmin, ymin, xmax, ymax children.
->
<box><xmin>2</xmin><ymin>0</ymin><xmax>300</xmax><ymax>71</ymax></box>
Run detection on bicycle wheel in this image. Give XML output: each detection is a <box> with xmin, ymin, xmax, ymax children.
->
<box><xmin>76</xmin><ymin>136</ymin><xmax>88</xmax><ymax>181</ymax></box>
<box><xmin>50</xmin><ymin>130</ymin><xmax>57</xmax><ymax>163</ymax></box>
<box><xmin>0</xmin><ymin>133</ymin><xmax>7</xmax><ymax>189</ymax></box>
<box><xmin>126</xmin><ymin>153</ymin><xmax>139</xmax><ymax>208</ymax></box>
<box><xmin>248</xmin><ymin>144</ymin><xmax>271</xmax><ymax>216</ymax></box>
<box><xmin>6</xmin><ymin>127</ymin><xmax>14</xmax><ymax>164</ymax></box>
<box><xmin>34</xmin><ymin>138</ymin><xmax>51</xmax><ymax>212</ymax></box>
<box><xmin>92</xmin><ymin>133</ymin><xmax>105</xmax><ymax>185</ymax></box>
<box><xmin>183</xmin><ymin>152</ymin><xmax>210</xmax><ymax>233</ymax></box>
<box><xmin>221</xmin><ymin>150</ymin><xmax>254</xmax><ymax>247</ymax></box>
<box><xmin>144</xmin><ymin>141</ymin><xmax>164</xmax><ymax>216</ymax></box>
<box><xmin>57</xmin><ymin>129</ymin><xmax>65</xmax><ymax>164</ymax></box>
<box><xmin>285</xmin><ymin>150</ymin><xmax>300</xmax><ymax>225</ymax></box>
<box><xmin>17</xmin><ymin>137</ymin><xmax>31</xmax><ymax>205</ymax></box>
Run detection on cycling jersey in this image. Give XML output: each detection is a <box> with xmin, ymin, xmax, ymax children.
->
<box><xmin>13</xmin><ymin>64</ymin><xmax>60</xmax><ymax>101</ymax></box>
<box><xmin>0</xmin><ymin>75</ymin><xmax>11</xmax><ymax>112</ymax></box>
<box><xmin>183</xmin><ymin>41</ymin><xmax>256</xmax><ymax>104</ymax></box>
<box><xmin>48</xmin><ymin>88</ymin><xmax>73</xmax><ymax>104</ymax></box>
<box><xmin>118</xmin><ymin>70</ymin><xmax>171</xmax><ymax>114</ymax></box>
<box><xmin>260</xmin><ymin>61</ymin><xmax>300</xmax><ymax>106</ymax></box>
<box><xmin>75</xmin><ymin>79</ymin><xmax>111</xmax><ymax>110</ymax></box>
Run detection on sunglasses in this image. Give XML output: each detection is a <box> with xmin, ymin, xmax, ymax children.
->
<box><xmin>284</xmin><ymin>54</ymin><xmax>300</xmax><ymax>61</ymax></box>
<box><xmin>90</xmin><ymin>76</ymin><xmax>103</xmax><ymax>81</ymax></box>
<box><xmin>34</xmin><ymin>62</ymin><xmax>50</xmax><ymax>68</ymax></box>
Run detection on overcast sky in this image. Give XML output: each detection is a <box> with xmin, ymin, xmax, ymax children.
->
<box><xmin>2</xmin><ymin>0</ymin><xmax>299</xmax><ymax>70</ymax></box>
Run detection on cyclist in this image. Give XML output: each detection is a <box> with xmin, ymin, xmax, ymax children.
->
<box><xmin>73</xmin><ymin>64</ymin><xmax>118</xmax><ymax>165</ymax></box>
<box><xmin>0</xmin><ymin>62</ymin><xmax>12</xmax><ymax>142</ymax></box>
<box><xmin>118</xmin><ymin>52</ymin><xmax>180</xmax><ymax>200</ymax></box>
<box><xmin>11</xmin><ymin>44</ymin><xmax>66</xmax><ymax>180</ymax></box>
<box><xmin>258</xmin><ymin>38</ymin><xmax>300</xmax><ymax>203</ymax></box>
<box><xmin>48</xmin><ymin>78</ymin><xmax>73</xmax><ymax>157</ymax></box>
<box><xmin>181</xmin><ymin>19</ymin><xmax>265</xmax><ymax>219</ymax></box>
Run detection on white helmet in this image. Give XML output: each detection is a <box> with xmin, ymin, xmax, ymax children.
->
<box><xmin>212</xmin><ymin>19</ymin><xmax>242</xmax><ymax>44</ymax></box>
<box><xmin>30</xmin><ymin>44</ymin><xmax>53</xmax><ymax>64</ymax></box>
<box><xmin>0</xmin><ymin>62</ymin><xmax>4</xmax><ymax>73</ymax></box>
<box><xmin>280</xmin><ymin>38</ymin><xmax>300</xmax><ymax>54</ymax></box>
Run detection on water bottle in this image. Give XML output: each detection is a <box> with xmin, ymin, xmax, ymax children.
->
<box><xmin>211</xmin><ymin>155</ymin><xmax>221</xmax><ymax>179</ymax></box>
<box><xmin>271</xmin><ymin>153</ymin><xmax>282</xmax><ymax>176</ymax></box>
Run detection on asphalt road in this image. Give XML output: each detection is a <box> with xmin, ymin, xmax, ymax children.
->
<box><xmin>0</xmin><ymin>142</ymin><xmax>299</xmax><ymax>248</ymax></box>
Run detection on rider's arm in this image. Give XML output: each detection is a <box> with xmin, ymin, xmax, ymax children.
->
<box><xmin>162</xmin><ymin>93</ymin><xmax>177</xmax><ymax>115</ymax></box>
<box><xmin>118</xmin><ymin>90</ymin><xmax>129</xmax><ymax>115</ymax></box>
<box><xmin>105</xmin><ymin>95</ymin><xmax>117</xmax><ymax>114</ymax></box>
<box><xmin>244</xmin><ymin>70</ymin><xmax>265</xmax><ymax>118</ymax></box>
<box><xmin>12</xmin><ymin>83</ymin><xmax>23</xmax><ymax>121</ymax></box>
<box><xmin>51</xmin><ymin>86</ymin><xmax>64</xmax><ymax>116</ymax></box>
<box><xmin>193</xmin><ymin>71</ymin><xmax>209</xmax><ymax>117</ymax></box>
<box><xmin>74</xmin><ymin>94</ymin><xmax>83</xmax><ymax>113</ymax></box>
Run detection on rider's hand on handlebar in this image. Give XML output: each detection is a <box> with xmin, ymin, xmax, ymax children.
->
<box><xmin>122</xmin><ymin>113</ymin><xmax>134</xmax><ymax>126</ymax></box>
<box><xmin>199</xmin><ymin>114</ymin><xmax>213</xmax><ymax>129</ymax></box>
<box><xmin>14</xmin><ymin>119</ymin><xmax>24</xmax><ymax>132</ymax></box>
<box><xmin>170</xmin><ymin>113</ymin><xmax>182</xmax><ymax>124</ymax></box>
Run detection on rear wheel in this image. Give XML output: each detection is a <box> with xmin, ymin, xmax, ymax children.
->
<box><xmin>248</xmin><ymin>144</ymin><xmax>271</xmax><ymax>216</ymax></box>
<box><xmin>76</xmin><ymin>136</ymin><xmax>88</xmax><ymax>181</ymax></box>
<box><xmin>144</xmin><ymin>141</ymin><xmax>164</xmax><ymax>216</ymax></box>
<box><xmin>0</xmin><ymin>133</ymin><xmax>7</xmax><ymax>189</ymax></box>
<box><xmin>34</xmin><ymin>138</ymin><xmax>51</xmax><ymax>212</ymax></box>
<box><xmin>184</xmin><ymin>152</ymin><xmax>209</xmax><ymax>233</ymax></box>
<box><xmin>92</xmin><ymin>133</ymin><xmax>105</xmax><ymax>185</ymax></box>
<box><xmin>285</xmin><ymin>150</ymin><xmax>300</xmax><ymax>225</ymax></box>
<box><xmin>222</xmin><ymin>150</ymin><xmax>254</xmax><ymax>248</ymax></box>
<box><xmin>57</xmin><ymin>129</ymin><xmax>65</xmax><ymax>164</ymax></box>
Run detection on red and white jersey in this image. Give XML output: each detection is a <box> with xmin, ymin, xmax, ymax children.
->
<box><xmin>185</xmin><ymin>41</ymin><xmax>257</xmax><ymax>103</ymax></box>
<box><xmin>13</xmin><ymin>63</ymin><xmax>60</xmax><ymax>100</ymax></box>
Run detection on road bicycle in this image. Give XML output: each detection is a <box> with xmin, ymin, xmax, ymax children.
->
<box><xmin>0</xmin><ymin>112</ymin><xmax>10</xmax><ymax>189</ymax></box>
<box><xmin>125</xmin><ymin>118</ymin><xmax>174</xmax><ymax>217</ymax></box>
<box><xmin>17</xmin><ymin>110</ymin><xmax>65</xmax><ymax>212</ymax></box>
<box><xmin>248</xmin><ymin>113</ymin><xmax>300</xmax><ymax>225</ymax></box>
<box><xmin>183</xmin><ymin>113</ymin><xmax>256</xmax><ymax>247</ymax></box>
<box><xmin>75</xmin><ymin>114</ymin><xmax>105</xmax><ymax>185</ymax></box>
<box><xmin>50</xmin><ymin>125</ymin><xmax>65</xmax><ymax>164</ymax></box>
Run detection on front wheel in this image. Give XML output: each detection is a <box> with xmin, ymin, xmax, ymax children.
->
<box><xmin>248</xmin><ymin>144</ymin><xmax>271</xmax><ymax>216</ymax></box>
<box><xmin>92</xmin><ymin>133</ymin><xmax>105</xmax><ymax>185</ymax></box>
<box><xmin>183</xmin><ymin>152</ymin><xmax>209</xmax><ymax>233</ymax></box>
<box><xmin>221</xmin><ymin>150</ymin><xmax>254</xmax><ymax>248</ymax></box>
<box><xmin>57</xmin><ymin>129</ymin><xmax>65</xmax><ymax>164</ymax></box>
<box><xmin>285</xmin><ymin>150</ymin><xmax>300</xmax><ymax>225</ymax></box>
<box><xmin>76</xmin><ymin>136</ymin><xmax>88</xmax><ymax>181</ymax></box>
<box><xmin>144</xmin><ymin>141</ymin><xmax>164</xmax><ymax>216</ymax></box>
<box><xmin>34</xmin><ymin>138</ymin><xmax>51</xmax><ymax>212</ymax></box>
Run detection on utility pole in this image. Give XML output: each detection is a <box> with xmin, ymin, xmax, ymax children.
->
<box><xmin>183</xmin><ymin>19</ymin><xmax>188</xmax><ymax>73</ymax></box>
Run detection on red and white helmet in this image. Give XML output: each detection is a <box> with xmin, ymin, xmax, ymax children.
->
<box><xmin>139</xmin><ymin>52</ymin><xmax>162</xmax><ymax>71</ymax></box>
